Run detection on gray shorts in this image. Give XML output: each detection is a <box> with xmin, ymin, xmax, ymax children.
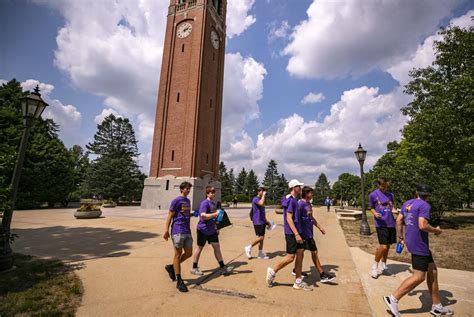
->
<box><xmin>172</xmin><ymin>233</ymin><xmax>193</xmax><ymax>249</ymax></box>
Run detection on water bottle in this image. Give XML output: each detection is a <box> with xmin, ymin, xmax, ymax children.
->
<box><xmin>396</xmin><ymin>242</ymin><xmax>404</xmax><ymax>254</ymax></box>
<box><xmin>379</xmin><ymin>209</ymin><xmax>385</xmax><ymax>217</ymax></box>
<box><xmin>217</xmin><ymin>209</ymin><xmax>224</xmax><ymax>222</ymax></box>
<box><xmin>192</xmin><ymin>209</ymin><xmax>199</xmax><ymax>217</ymax></box>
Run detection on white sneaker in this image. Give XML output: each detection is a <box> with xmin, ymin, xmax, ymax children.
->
<box><xmin>371</xmin><ymin>267</ymin><xmax>380</xmax><ymax>279</ymax></box>
<box><xmin>190</xmin><ymin>267</ymin><xmax>204</xmax><ymax>276</ymax></box>
<box><xmin>383</xmin><ymin>295</ymin><xmax>401</xmax><ymax>317</ymax></box>
<box><xmin>293</xmin><ymin>281</ymin><xmax>313</xmax><ymax>291</ymax></box>
<box><xmin>257</xmin><ymin>252</ymin><xmax>269</xmax><ymax>260</ymax></box>
<box><xmin>430</xmin><ymin>304</ymin><xmax>454</xmax><ymax>316</ymax></box>
<box><xmin>266</xmin><ymin>267</ymin><xmax>275</xmax><ymax>288</ymax></box>
<box><xmin>244</xmin><ymin>245</ymin><xmax>252</xmax><ymax>259</ymax></box>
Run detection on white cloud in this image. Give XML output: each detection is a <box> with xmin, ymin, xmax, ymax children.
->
<box><xmin>301</xmin><ymin>92</ymin><xmax>325</xmax><ymax>105</ymax></box>
<box><xmin>283</xmin><ymin>0</ymin><xmax>456</xmax><ymax>79</ymax></box>
<box><xmin>20</xmin><ymin>79</ymin><xmax>83</xmax><ymax>147</ymax></box>
<box><xmin>94</xmin><ymin>108</ymin><xmax>122</xmax><ymax>125</ymax></box>
<box><xmin>227</xmin><ymin>0</ymin><xmax>256</xmax><ymax>38</ymax></box>
<box><xmin>227</xmin><ymin>86</ymin><xmax>409</xmax><ymax>183</ymax></box>
<box><xmin>387</xmin><ymin>10</ymin><xmax>474</xmax><ymax>85</ymax></box>
<box><xmin>268</xmin><ymin>20</ymin><xmax>290</xmax><ymax>42</ymax></box>
<box><xmin>0</xmin><ymin>79</ymin><xmax>7</xmax><ymax>86</ymax></box>
<box><xmin>221</xmin><ymin>53</ymin><xmax>267</xmax><ymax>163</ymax></box>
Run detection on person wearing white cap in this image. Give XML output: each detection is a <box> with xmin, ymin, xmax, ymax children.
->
<box><xmin>265</xmin><ymin>179</ymin><xmax>312</xmax><ymax>291</ymax></box>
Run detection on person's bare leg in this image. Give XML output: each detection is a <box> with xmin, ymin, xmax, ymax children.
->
<box><xmin>173</xmin><ymin>247</ymin><xmax>183</xmax><ymax>274</ymax></box>
<box><xmin>393</xmin><ymin>270</ymin><xmax>426</xmax><ymax>300</ymax></box>
<box><xmin>427</xmin><ymin>263</ymin><xmax>441</xmax><ymax>305</ymax></box>
<box><xmin>375</xmin><ymin>244</ymin><xmax>388</xmax><ymax>262</ymax></box>
<box><xmin>258</xmin><ymin>238</ymin><xmax>264</xmax><ymax>251</ymax></box>
<box><xmin>273</xmin><ymin>254</ymin><xmax>295</xmax><ymax>273</ymax></box>
<box><xmin>311</xmin><ymin>251</ymin><xmax>324</xmax><ymax>273</ymax></box>
<box><xmin>181</xmin><ymin>247</ymin><xmax>192</xmax><ymax>263</ymax></box>
<box><xmin>211</xmin><ymin>243</ymin><xmax>223</xmax><ymax>262</ymax></box>
<box><xmin>382</xmin><ymin>245</ymin><xmax>390</xmax><ymax>263</ymax></box>
<box><xmin>250</xmin><ymin>236</ymin><xmax>264</xmax><ymax>248</ymax></box>
<box><xmin>192</xmin><ymin>245</ymin><xmax>204</xmax><ymax>264</ymax></box>
<box><xmin>294</xmin><ymin>249</ymin><xmax>304</xmax><ymax>280</ymax></box>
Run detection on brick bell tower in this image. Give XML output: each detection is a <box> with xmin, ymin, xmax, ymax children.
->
<box><xmin>141</xmin><ymin>0</ymin><xmax>227</xmax><ymax>210</ymax></box>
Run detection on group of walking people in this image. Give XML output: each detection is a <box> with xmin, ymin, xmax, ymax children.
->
<box><xmin>162</xmin><ymin>176</ymin><xmax>453</xmax><ymax>316</ymax></box>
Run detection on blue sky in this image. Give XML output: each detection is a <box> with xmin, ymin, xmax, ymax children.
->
<box><xmin>1</xmin><ymin>0</ymin><xmax>473</xmax><ymax>184</ymax></box>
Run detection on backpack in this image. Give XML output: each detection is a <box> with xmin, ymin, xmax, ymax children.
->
<box><xmin>249</xmin><ymin>207</ymin><xmax>254</xmax><ymax>221</ymax></box>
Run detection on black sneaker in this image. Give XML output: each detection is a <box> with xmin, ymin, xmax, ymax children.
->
<box><xmin>320</xmin><ymin>272</ymin><xmax>336</xmax><ymax>283</ymax></box>
<box><xmin>165</xmin><ymin>264</ymin><xmax>176</xmax><ymax>281</ymax></box>
<box><xmin>176</xmin><ymin>280</ymin><xmax>188</xmax><ymax>293</ymax></box>
<box><xmin>291</xmin><ymin>269</ymin><xmax>308</xmax><ymax>277</ymax></box>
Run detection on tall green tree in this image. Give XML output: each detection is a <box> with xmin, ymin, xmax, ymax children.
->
<box><xmin>332</xmin><ymin>173</ymin><xmax>361</xmax><ymax>204</ymax></box>
<box><xmin>235</xmin><ymin>168</ymin><xmax>248</xmax><ymax>196</ymax></box>
<box><xmin>228</xmin><ymin>168</ymin><xmax>236</xmax><ymax>196</ymax></box>
<box><xmin>0</xmin><ymin>79</ymin><xmax>75</xmax><ymax>209</ymax></box>
<box><xmin>69</xmin><ymin>145</ymin><xmax>91</xmax><ymax>201</ymax></box>
<box><xmin>83</xmin><ymin>114</ymin><xmax>144</xmax><ymax>201</ymax></box>
<box><xmin>262</xmin><ymin>160</ymin><xmax>280</xmax><ymax>204</ymax></box>
<box><xmin>219</xmin><ymin>161</ymin><xmax>234</xmax><ymax>201</ymax></box>
<box><xmin>244</xmin><ymin>169</ymin><xmax>259</xmax><ymax>200</ymax></box>
<box><xmin>313</xmin><ymin>173</ymin><xmax>332</xmax><ymax>205</ymax></box>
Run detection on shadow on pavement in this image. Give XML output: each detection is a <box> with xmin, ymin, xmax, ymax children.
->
<box><xmin>265</xmin><ymin>250</ymin><xmax>286</xmax><ymax>259</ymax></box>
<box><xmin>12</xmin><ymin>226</ymin><xmax>158</xmax><ymax>263</ymax></box>
<box><xmin>186</xmin><ymin>261</ymin><xmax>251</xmax><ymax>286</ymax></box>
<box><xmin>387</xmin><ymin>263</ymin><xmax>412</xmax><ymax>275</ymax></box>
<box><xmin>400</xmin><ymin>289</ymin><xmax>457</xmax><ymax>314</ymax></box>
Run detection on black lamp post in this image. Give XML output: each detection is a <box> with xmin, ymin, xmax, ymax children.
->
<box><xmin>355</xmin><ymin>143</ymin><xmax>371</xmax><ymax>236</ymax></box>
<box><xmin>0</xmin><ymin>85</ymin><xmax>48</xmax><ymax>271</ymax></box>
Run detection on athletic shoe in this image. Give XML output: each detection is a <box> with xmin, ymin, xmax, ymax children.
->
<box><xmin>165</xmin><ymin>264</ymin><xmax>176</xmax><ymax>281</ymax></box>
<box><xmin>383</xmin><ymin>295</ymin><xmax>401</xmax><ymax>317</ymax></box>
<box><xmin>371</xmin><ymin>267</ymin><xmax>380</xmax><ymax>279</ymax></box>
<box><xmin>220</xmin><ymin>265</ymin><xmax>234</xmax><ymax>276</ymax></box>
<box><xmin>190</xmin><ymin>267</ymin><xmax>204</xmax><ymax>276</ymax></box>
<box><xmin>266</xmin><ymin>267</ymin><xmax>275</xmax><ymax>288</ymax></box>
<box><xmin>244</xmin><ymin>245</ymin><xmax>252</xmax><ymax>259</ymax></box>
<box><xmin>430</xmin><ymin>304</ymin><xmax>454</xmax><ymax>316</ymax></box>
<box><xmin>293</xmin><ymin>281</ymin><xmax>313</xmax><ymax>291</ymax></box>
<box><xmin>320</xmin><ymin>272</ymin><xmax>336</xmax><ymax>283</ymax></box>
<box><xmin>257</xmin><ymin>252</ymin><xmax>269</xmax><ymax>260</ymax></box>
<box><xmin>176</xmin><ymin>280</ymin><xmax>188</xmax><ymax>293</ymax></box>
<box><xmin>291</xmin><ymin>269</ymin><xmax>308</xmax><ymax>277</ymax></box>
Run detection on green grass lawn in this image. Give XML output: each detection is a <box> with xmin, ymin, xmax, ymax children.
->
<box><xmin>339</xmin><ymin>212</ymin><xmax>474</xmax><ymax>272</ymax></box>
<box><xmin>0</xmin><ymin>254</ymin><xmax>83</xmax><ymax>316</ymax></box>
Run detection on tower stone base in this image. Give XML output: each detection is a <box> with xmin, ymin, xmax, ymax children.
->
<box><xmin>141</xmin><ymin>175</ymin><xmax>221</xmax><ymax>211</ymax></box>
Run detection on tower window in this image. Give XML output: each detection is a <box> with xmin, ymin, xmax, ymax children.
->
<box><xmin>182</xmin><ymin>44</ymin><xmax>185</xmax><ymax>52</ymax></box>
<box><xmin>171</xmin><ymin>150</ymin><xmax>175</xmax><ymax>161</ymax></box>
<box><xmin>166</xmin><ymin>180</ymin><xmax>170</xmax><ymax>191</ymax></box>
<box><xmin>206</xmin><ymin>153</ymin><xmax>209</xmax><ymax>164</ymax></box>
<box><xmin>177</xmin><ymin>92</ymin><xmax>180</xmax><ymax>102</ymax></box>
<box><xmin>210</xmin><ymin>98</ymin><xmax>213</xmax><ymax>108</ymax></box>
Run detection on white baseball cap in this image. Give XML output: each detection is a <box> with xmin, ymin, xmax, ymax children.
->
<box><xmin>288</xmin><ymin>179</ymin><xmax>304</xmax><ymax>189</ymax></box>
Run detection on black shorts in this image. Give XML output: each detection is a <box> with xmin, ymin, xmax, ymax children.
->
<box><xmin>376</xmin><ymin>227</ymin><xmax>397</xmax><ymax>245</ymax></box>
<box><xmin>412</xmin><ymin>251</ymin><xmax>435</xmax><ymax>272</ymax></box>
<box><xmin>303</xmin><ymin>238</ymin><xmax>318</xmax><ymax>252</ymax></box>
<box><xmin>285</xmin><ymin>234</ymin><xmax>304</xmax><ymax>254</ymax></box>
<box><xmin>254</xmin><ymin>224</ymin><xmax>266</xmax><ymax>237</ymax></box>
<box><xmin>197</xmin><ymin>230</ymin><xmax>219</xmax><ymax>247</ymax></box>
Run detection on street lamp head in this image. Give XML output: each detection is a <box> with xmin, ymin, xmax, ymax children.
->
<box><xmin>20</xmin><ymin>85</ymin><xmax>49</xmax><ymax>120</ymax></box>
<box><xmin>354</xmin><ymin>143</ymin><xmax>367</xmax><ymax>164</ymax></box>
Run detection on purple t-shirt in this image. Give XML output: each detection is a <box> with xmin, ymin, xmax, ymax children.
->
<box><xmin>196</xmin><ymin>199</ymin><xmax>217</xmax><ymax>235</ymax></box>
<box><xmin>369</xmin><ymin>189</ymin><xmax>396</xmax><ymax>228</ymax></box>
<box><xmin>299</xmin><ymin>200</ymin><xmax>314</xmax><ymax>239</ymax></box>
<box><xmin>283</xmin><ymin>195</ymin><xmax>302</xmax><ymax>235</ymax></box>
<box><xmin>400</xmin><ymin>198</ymin><xmax>431</xmax><ymax>256</ymax></box>
<box><xmin>251</xmin><ymin>196</ymin><xmax>266</xmax><ymax>225</ymax></box>
<box><xmin>169</xmin><ymin>196</ymin><xmax>192</xmax><ymax>235</ymax></box>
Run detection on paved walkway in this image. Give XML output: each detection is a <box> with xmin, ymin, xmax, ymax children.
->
<box><xmin>350</xmin><ymin>247</ymin><xmax>474</xmax><ymax>316</ymax></box>
<box><xmin>11</xmin><ymin>206</ymin><xmax>370</xmax><ymax>316</ymax></box>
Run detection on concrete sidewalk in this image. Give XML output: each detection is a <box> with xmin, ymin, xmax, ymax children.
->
<box><xmin>350</xmin><ymin>247</ymin><xmax>474</xmax><ymax>316</ymax></box>
<box><xmin>11</xmin><ymin>207</ymin><xmax>370</xmax><ymax>316</ymax></box>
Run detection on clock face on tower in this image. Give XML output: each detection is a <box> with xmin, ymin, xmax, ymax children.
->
<box><xmin>211</xmin><ymin>30</ymin><xmax>219</xmax><ymax>50</ymax></box>
<box><xmin>177</xmin><ymin>22</ymin><xmax>192</xmax><ymax>39</ymax></box>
